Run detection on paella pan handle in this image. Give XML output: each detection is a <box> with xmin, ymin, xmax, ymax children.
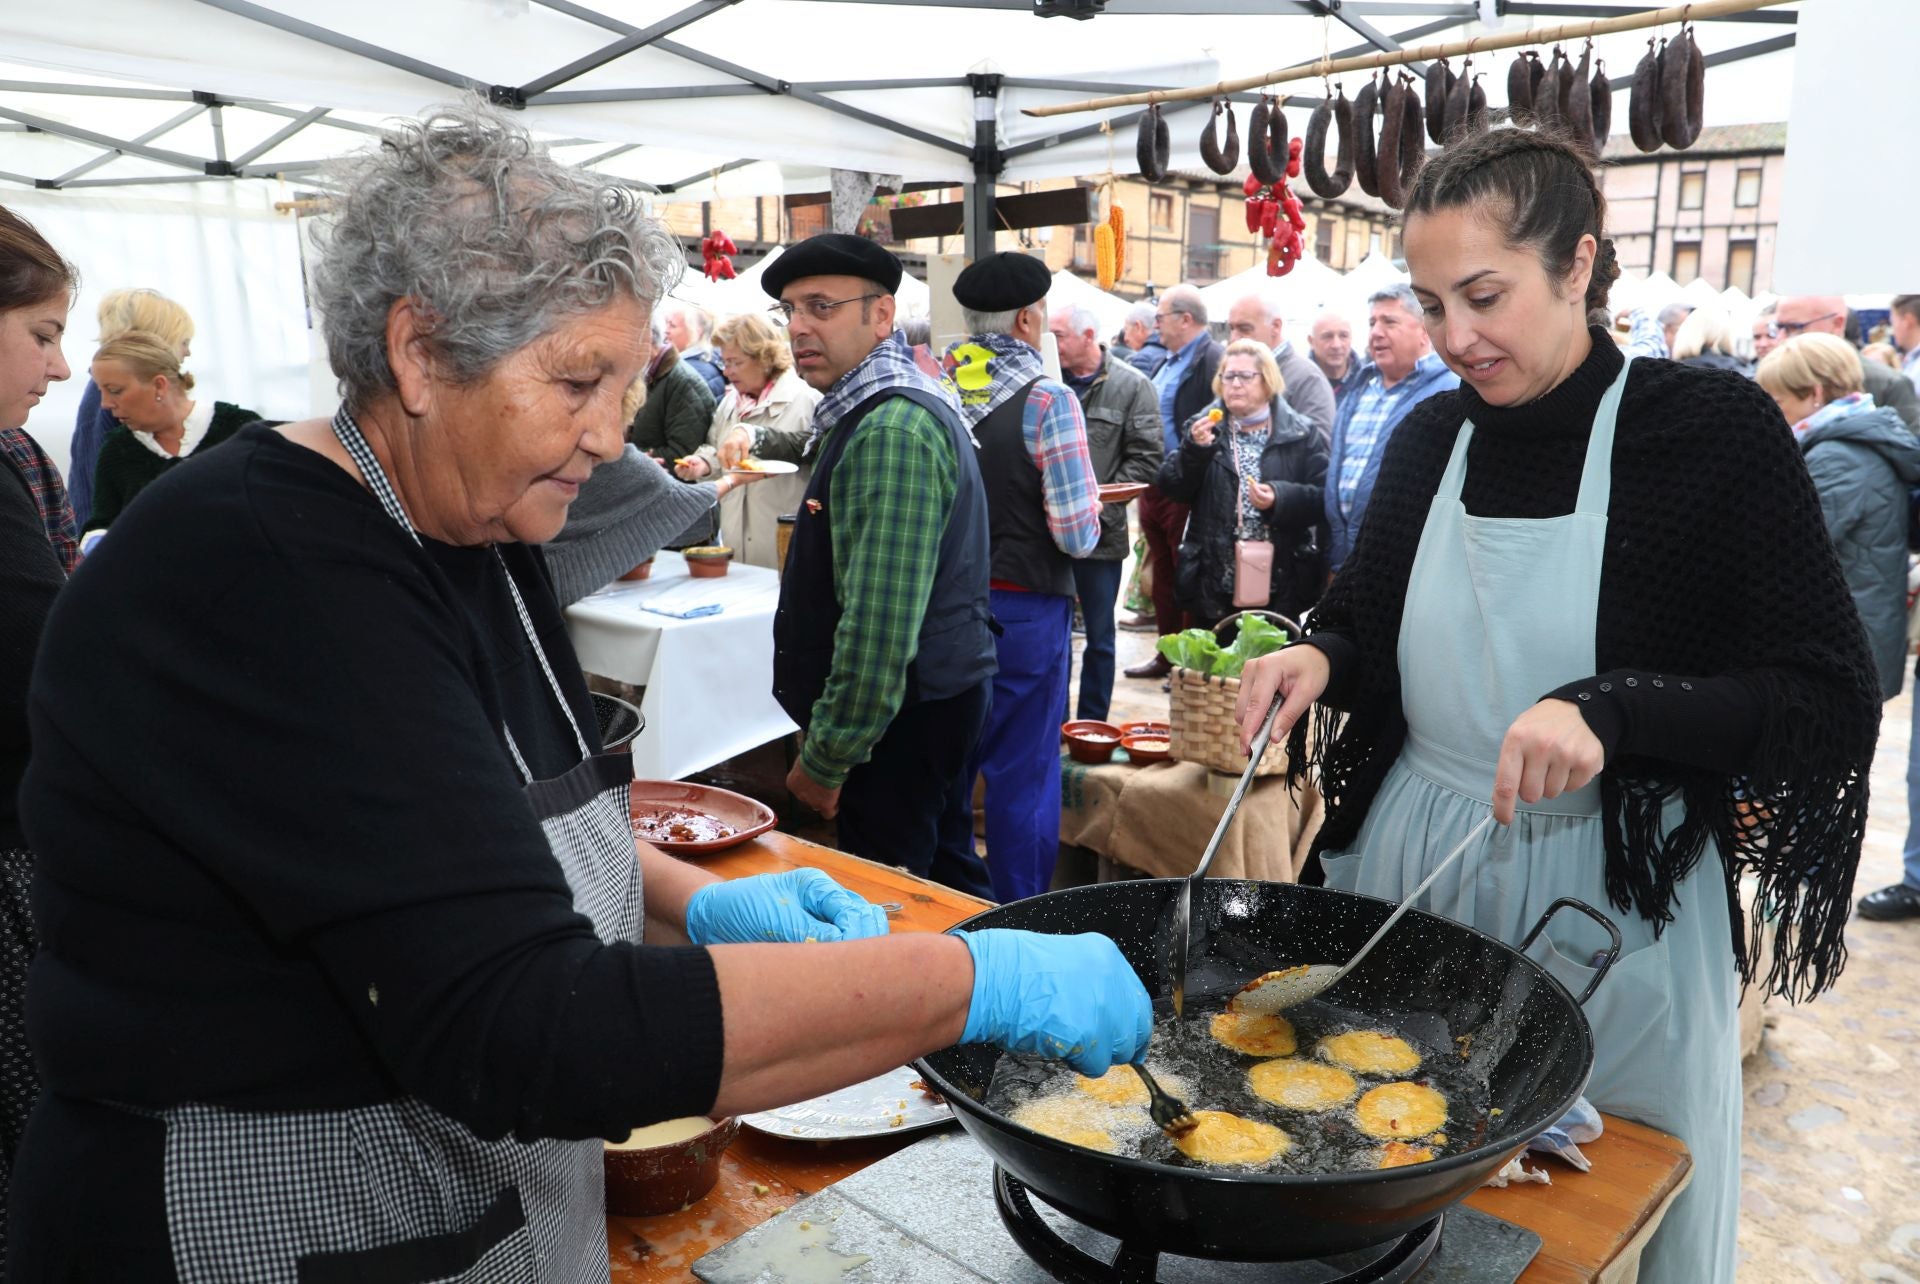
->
<box><xmin>1518</xmin><ymin>896</ymin><xmax>1623</xmax><ymax>1005</ymax></box>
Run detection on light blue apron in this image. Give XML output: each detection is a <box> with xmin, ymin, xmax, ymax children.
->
<box><xmin>1320</xmin><ymin>357</ymin><xmax>1741</xmax><ymax>1284</ymax></box>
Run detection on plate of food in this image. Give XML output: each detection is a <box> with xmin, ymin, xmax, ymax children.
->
<box><xmin>629</xmin><ymin>781</ymin><xmax>777</xmax><ymax>854</ymax></box>
<box><xmin>738</xmin><ymin>1065</ymin><xmax>953</xmax><ymax>1141</ymax></box>
<box><xmin>726</xmin><ymin>458</ymin><xmax>800</xmax><ymax>476</ymax></box>
<box><xmin>1097</xmin><ymin>481</ymin><xmax>1150</xmax><ymax>505</ymax></box>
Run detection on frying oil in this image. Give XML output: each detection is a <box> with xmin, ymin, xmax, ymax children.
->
<box><xmin>985</xmin><ymin>996</ymin><xmax>1490</xmax><ymax>1175</ymax></box>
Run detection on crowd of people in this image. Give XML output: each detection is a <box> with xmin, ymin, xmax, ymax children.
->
<box><xmin>0</xmin><ymin>94</ymin><xmax>1914</xmax><ymax>1283</ymax></box>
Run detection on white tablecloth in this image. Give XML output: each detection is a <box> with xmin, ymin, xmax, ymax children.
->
<box><xmin>563</xmin><ymin>551</ymin><xmax>798</xmax><ymax>781</ymax></box>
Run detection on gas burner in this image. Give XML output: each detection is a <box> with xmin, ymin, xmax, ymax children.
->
<box><xmin>992</xmin><ymin>1166</ymin><xmax>1444</xmax><ymax>1284</ymax></box>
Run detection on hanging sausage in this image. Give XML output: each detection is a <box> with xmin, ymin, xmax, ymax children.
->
<box><xmin>1506</xmin><ymin>51</ymin><xmax>1541</xmax><ymax>127</ymax></box>
<box><xmin>1199</xmin><ymin>98</ymin><xmax>1240</xmax><ymax>175</ymax></box>
<box><xmin>1425</xmin><ymin>59</ymin><xmax>1456</xmax><ymax>146</ymax></box>
<box><xmin>1566</xmin><ymin>42</ymin><xmax>1594</xmax><ymax>155</ymax></box>
<box><xmin>1660</xmin><ymin>24</ymin><xmax>1705</xmax><ymax>149</ymax></box>
<box><xmin>1398</xmin><ymin>74</ymin><xmax>1427</xmax><ymax>198</ymax></box>
<box><xmin>1303</xmin><ymin>86</ymin><xmax>1355</xmax><ymax>199</ymax></box>
<box><xmin>1352</xmin><ymin>74</ymin><xmax>1382</xmax><ymax>198</ymax></box>
<box><xmin>1628</xmin><ymin>38</ymin><xmax>1665</xmax><ymax>152</ymax></box>
<box><xmin>1469</xmin><ymin>74</ymin><xmax>1489</xmax><ymax>134</ymax></box>
<box><xmin>1534</xmin><ymin>48</ymin><xmax>1565</xmax><ymax>131</ymax></box>
<box><xmin>1247</xmin><ymin>95</ymin><xmax>1285</xmax><ymax>185</ymax></box>
<box><xmin>1376</xmin><ymin>73</ymin><xmax>1409</xmax><ymax>209</ymax></box>
<box><xmin>1443</xmin><ymin>57</ymin><xmax>1473</xmax><ymax>143</ymax></box>
<box><xmin>1136</xmin><ymin>104</ymin><xmax>1170</xmax><ymax>180</ymax></box>
<box><xmin>1589</xmin><ymin>60</ymin><xmax>1613</xmax><ymax>154</ymax></box>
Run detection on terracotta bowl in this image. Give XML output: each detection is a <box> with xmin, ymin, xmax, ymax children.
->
<box><xmin>1119</xmin><ymin>720</ymin><xmax>1171</xmax><ymax>739</ymax></box>
<box><xmin>1121</xmin><ymin>732</ymin><xmax>1173</xmax><ymax>764</ymax></box>
<box><xmin>604</xmin><ymin>1116</ymin><xmax>740</xmax><ymax>1217</ymax></box>
<box><xmin>1061</xmin><ymin>719</ymin><xmax>1123</xmax><ymax>764</ymax></box>
<box><xmin>683</xmin><ymin>546</ymin><xmax>733</xmax><ymax>578</ymax></box>
<box><xmin>618</xmin><ymin>558</ymin><xmax>655</xmax><ymax>582</ymax></box>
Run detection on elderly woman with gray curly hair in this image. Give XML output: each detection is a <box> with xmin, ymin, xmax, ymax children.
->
<box><xmin>9</xmin><ymin>103</ymin><xmax>1150</xmax><ymax>1281</ymax></box>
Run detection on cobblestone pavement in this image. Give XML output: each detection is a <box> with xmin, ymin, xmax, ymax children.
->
<box><xmin>1101</xmin><ymin>624</ymin><xmax>1920</xmax><ymax>1283</ymax></box>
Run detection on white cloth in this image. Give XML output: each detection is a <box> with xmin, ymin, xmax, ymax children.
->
<box><xmin>564</xmin><ymin>552</ymin><xmax>798</xmax><ymax>780</ymax></box>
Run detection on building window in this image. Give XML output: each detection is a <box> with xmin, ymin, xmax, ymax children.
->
<box><xmin>1728</xmin><ymin>240</ymin><xmax>1757</xmax><ymax>295</ymax></box>
<box><xmin>1677</xmin><ymin>172</ymin><xmax>1705</xmax><ymax>211</ymax></box>
<box><xmin>1734</xmin><ymin>168</ymin><xmax>1761</xmax><ymax>208</ymax></box>
<box><xmin>1150</xmin><ymin>192</ymin><xmax>1175</xmax><ymax>231</ymax></box>
<box><xmin>787</xmin><ymin>202</ymin><xmax>827</xmax><ymax>240</ymax></box>
<box><xmin>1315</xmin><ymin>218</ymin><xmax>1334</xmax><ymax>265</ymax></box>
<box><xmin>1673</xmin><ymin>242</ymin><xmax>1701</xmax><ymax>283</ymax></box>
<box><xmin>1186</xmin><ymin>205</ymin><xmax>1221</xmax><ymax>282</ymax></box>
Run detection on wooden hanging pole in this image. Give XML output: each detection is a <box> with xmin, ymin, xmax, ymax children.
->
<box><xmin>1022</xmin><ymin>0</ymin><xmax>1797</xmax><ymax>118</ymax></box>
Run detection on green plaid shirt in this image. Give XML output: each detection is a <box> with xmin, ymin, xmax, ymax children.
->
<box><xmin>799</xmin><ymin>395</ymin><xmax>959</xmax><ymax>789</ymax></box>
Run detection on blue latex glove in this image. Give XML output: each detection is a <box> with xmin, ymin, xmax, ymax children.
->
<box><xmin>954</xmin><ymin>929</ymin><xmax>1153</xmax><ymax>1076</ymax></box>
<box><xmin>684</xmin><ymin>869</ymin><xmax>890</xmax><ymax>946</ymax></box>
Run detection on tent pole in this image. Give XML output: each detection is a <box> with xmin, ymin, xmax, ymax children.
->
<box><xmin>966</xmin><ymin>73</ymin><xmax>1003</xmax><ymax>263</ymax></box>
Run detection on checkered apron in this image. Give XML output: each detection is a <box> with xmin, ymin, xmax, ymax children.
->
<box><xmin>150</xmin><ymin>407</ymin><xmax>645</xmax><ymax>1283</ymax></box>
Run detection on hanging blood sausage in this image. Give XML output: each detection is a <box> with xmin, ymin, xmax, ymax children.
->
<box><xmin>1469</xmin><ymin>74</ymin><xmax>1489</xmax><ymax>134</ymax></box>
<box><xmin>1352</xmin><ymin>74</ymin><xmax>1381</xmax><ymax>197</ymax></box>
<box><xmin>1303</xmin><ymin>87</ymin><xmax>1355</xmax><ymax>198</ymax></box>
<box><xmin>1589</xmin><ymin>60</ymin><xmax>1613</xmax><ymax>153</ymax></box>
<box><xmin>1377</xmin><ymin>73</ymin><xmax>1409</xmax><ymax>209</ymax></box>
<box><xmin>1661</xmin><ymin>24</ymin><xmax>1705</xmax><ymax>149</ymax></box>
<box><xmin>1136</xmin><ymin>104</ymin><xmax>1170</xmax><ymax>181</ymax></box>
<box><xmin>1444</xmin><ymin>58</ymin><xmax>1473</xmax><ymax>143</ymax></box>
<box><xmin>1506</xmin><ymin>51</ymin><xmax>1537</xmax><ymax>127</ymax></box>
<box><xmin>1556</xmin><ymin>48</ymin><xmax>1577</xmax><ymax>124</ymax></box>
<box><xmin>1247</xmin><ymin>95</ymin><xmax>1284</xmax><ymax>185</ymax></box>
<box><xmin>1628</xmin><ymin>39</ymin><xmax>1665</xmax><ymax>152</ymax></box>
<box><xmin>1264</xmin><ymin>97</ymin><xmax>1290</xmax><ymax>179</ymax></box>
<box><xmin>1398</xmin><ymin>74</ymin><xmax>1427</xmax><ymax>198</ymax></box>
<box><xmin>1566</xmin><ymin>43</ymin><xmax>1594</xmax><ymax>154</ymax></box>
<box><xmin>1534</xmin><ymin>49</ymin><xmax>1564</xmax><ymax>131</ymax></box>
<box><xmin>1425</xmin><ymin>59</ymin><xmax>1455</xmax><ymax>146</ymax></box>
<box><xmin>1199</xmin><ymin>98</ymin><xmax>1240</xmax><ymax>175</ymax></box>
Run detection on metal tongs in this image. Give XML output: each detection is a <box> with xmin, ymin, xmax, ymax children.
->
<box><xmin>1170</xmin><ymin>696</ymin><xmax>1284</xmax><ymax>1022</ymax></box>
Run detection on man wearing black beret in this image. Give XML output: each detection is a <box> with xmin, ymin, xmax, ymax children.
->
<box><xmin>943</xmin><ymin>251</ymin><xmax>1101</xmax><ymax>904</ymax></box>
<box><xmin>767</xmin><ymin>234</ymin><xmax>997</xmax><ymax>897</ymax></box>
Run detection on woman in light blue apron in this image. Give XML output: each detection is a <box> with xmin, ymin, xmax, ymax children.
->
<box><xmin>1238</xmin><ymin>130</ymin><xmax>1879</xmax><ymax>1284</ymax></box>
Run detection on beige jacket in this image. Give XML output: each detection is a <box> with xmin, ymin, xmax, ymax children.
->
<box><xmin>692</xmin><ymin>368</ymin><xmax>820</xmax><ymax>569</ymax></box>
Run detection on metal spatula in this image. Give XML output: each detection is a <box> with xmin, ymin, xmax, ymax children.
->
<box><xmin>1170</xmin><ymin>695</ymin><xmax>1283</xmax><ymax>1021</ymax></box>
<box><xmin>1231</xmin><ymin>812</ymin><xmax>1496</xmax><ymax>1016</ymax></box>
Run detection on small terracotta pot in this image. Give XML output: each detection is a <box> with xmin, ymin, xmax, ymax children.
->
<box><xmin>618</xmin><ymin>559</ymin><xmax>655</xmax><ymax>582</ymax></box>
<box><xmin>684</xmin><ymin>548</ymin><xmax>733</xmax><ymax>579</ymax></box>
<box><xmin>604</xmin><ymin>1116</ymin><xmax>740</xmax><ymax>1217</ymax></box>
<box><xmin>1121</xmin><ymin>732</ymin><xmax>1173</xmax><ymax>764</ymax></box>
<box><xmin>1061</xmin><ymin>719</ymin><xmax>1123</xmax><ymax>764</ymax></box>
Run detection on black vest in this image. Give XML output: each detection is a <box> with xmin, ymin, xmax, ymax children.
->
<box><xmin>974</xmin><ymin>378</ymin><xmax>1076</xmax><ymax>598</ymax></box>
<box><xmin>772</xmin><ymin>386</ymin><xmax>996</xmax><ymax>728</ymax></box>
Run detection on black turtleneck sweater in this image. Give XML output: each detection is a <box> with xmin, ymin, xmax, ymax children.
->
<box><xmin>1293</xmin><ymin>328</ymin><xmax>1882</xmax><ymax>999</ymax></box>
<box><xmin>1311</xmin><ymin>331</ymin><xmax>1764</xmax><ymax>770</ymax></box>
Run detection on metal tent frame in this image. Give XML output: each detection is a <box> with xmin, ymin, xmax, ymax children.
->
<box><xmin>1</xmin><ymin>0</ymin><xmax>1798</xmax><ymax>256</ymax></box>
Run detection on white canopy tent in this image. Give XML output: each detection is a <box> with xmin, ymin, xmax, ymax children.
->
<box><xmin>1196</xmin><ymin>253</ymin><xmax>1349</xmax><ymax>331</ymax></box>
<box><xmin>2</xmin><ymin>0</ymin><xmax>1808</xmax><ymax>464</ymax></box>
<box><xmin>1047</xmin><ymin>268</ymin><xmax>1132</xmax><ymax>338</ymax></box>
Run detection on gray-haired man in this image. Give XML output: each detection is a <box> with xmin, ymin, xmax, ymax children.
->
<box><xmin>1227</xmin><ymin>292</ymin><xmax>1336</xmax><ymax>441</ymax></box>
<box><xmin>1049</xmin><ymin>303</ymin><xmax>1164</xmax><ymax>720</ymax></box>
<box><xmin>1116</xmin><ymin>301</ymin><xmax>1168</xmax><ymax>376</ymax></box>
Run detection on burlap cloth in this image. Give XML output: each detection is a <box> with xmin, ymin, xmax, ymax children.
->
<box><xmin>1059</xmin><ymin>753</ymin><xmax>1322</xmax><ymax>882</ymax></box>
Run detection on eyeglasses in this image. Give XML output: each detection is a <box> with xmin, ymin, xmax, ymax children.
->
<box><xmin>1220</xmin><ymin>370</ymin><xmax>1261</xmax><ymax>384</ymax></box>
<box><xmin>1155</xmin><ymin>309</ymin><xmax>1182</xmax><ymax>322</ymax></box>
<box><xmin>769</xmin><ymin>293</ymin><xmax>883</xmax><ymax>323</ymax></box>
<box><xmin>1767</xmin><ymin>312</ymin><xmax>1840</xmax><ymax>339</ymax></box>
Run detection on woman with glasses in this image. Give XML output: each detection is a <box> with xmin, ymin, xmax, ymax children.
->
<box><xmin>675</xmin><ymin>311</ymin><xmax>819</xmax><ymax>568</ymax></box>
<box><xmin>1154</xmin><ymin>338</ymin><xmax>1327</xmax><ymax>628</ymax></box>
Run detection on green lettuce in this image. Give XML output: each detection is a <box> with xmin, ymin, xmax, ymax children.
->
<box><xmin>1156</xmin><ymin>617</ymin><xmax>1290</xmax><ymax>678</ymax></box>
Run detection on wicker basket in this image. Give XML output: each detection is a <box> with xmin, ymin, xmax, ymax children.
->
<box><xmin>1165</xmin><ymin>609</ymin><xmax>1301</xmax><ymax>777</ymax></box>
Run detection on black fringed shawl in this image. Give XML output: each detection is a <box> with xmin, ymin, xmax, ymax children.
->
<box><xmin>1291</xmin><ymin>332</ymin><xmax>1882</xmax><ymax>1001</ymax></box>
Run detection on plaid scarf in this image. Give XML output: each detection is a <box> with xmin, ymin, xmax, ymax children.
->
<box><xmin>0</xmin><ymin>427</ymin><xmax>77</xmax><ymax>573</ymax></box>
<box><xmin>941</xmin><ymin>332</ymin><xmax>1044</xmax><ymax>428</ymax></box>
<box><xmin>811</xmin><ymin>332</ymin><xmax>962</xmax><ymax>450</ymax></box>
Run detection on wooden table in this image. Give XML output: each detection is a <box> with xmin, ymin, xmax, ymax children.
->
<box><xmin>607</xmin><ymin>832</ymin><xmax>1691</xmax><ymax>1283</ymax></box>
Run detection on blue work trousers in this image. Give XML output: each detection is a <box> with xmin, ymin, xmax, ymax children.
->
<box><xmin>970</xmin><ymin>590</ymin><xmax>1073</xmax><ymax>904</ymax></box>
<box><xmin>1070</xmin><ymin>558</ymin><xmax>1124</xmax><ymax>723</ymax></box>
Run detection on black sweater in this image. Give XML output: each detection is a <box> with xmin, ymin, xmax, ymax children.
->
<box><xmin>18</xmin><ymin>427</ymin><xmax>724</xmax><ymax>1206</ymax></box>
<box><xmin>84</xmin><ymin>400</ymin><xmax>256</xmax><ymax>530</ymax></box>
<box><xmin>1</xmin><ymin>455</ymin><xmax>63</xmax><ymax>850</ymax></box>
<box><xmin>1295</xmin><ymin>332</ymin><xmax>1881</xmax><ymax>1000</ymax></box>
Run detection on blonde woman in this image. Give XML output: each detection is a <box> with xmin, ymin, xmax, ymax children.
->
<box><xmin>1669</xmin><ymin>305</ymin><xmax>1751</xmax><ymax>376</ymax></box>
<box><xmin>675</xmin><ymin>311</ymin><xmax>820</xmax><ymax>568</ymax></box>
<box><xmin>86</xmin><ymin>331</ymin><xmax>258</xmax><ymax>531</ymax></box>
<box><xmin>70</xmin><ymin>288</ymin><xmax>194</xmax><ymax>527</ymax></box>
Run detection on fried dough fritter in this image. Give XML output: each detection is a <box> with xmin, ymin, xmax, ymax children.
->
<box><xmin>1010</xmin><ymin>1097</ymin><xmax>1119</xmax><ymax>1153</ymax></box>
<box><xmin>1210</xmin><ymin>1010</ymin><xmax>1298</xmax><ymax>1057</ymax></box>
<box><xmin>1171</xmin><ymin>1111</ymin><xmax>1292</xmax><ymax>1166</ymax></box>
<box><xmin>1354</xmin><ymin>1081</ymin><xmax>1448</xmax><ymax>1140</ymax></box>
<box><xmin>1379</xmin><ymin>1140</ymin><xmax>1436</xmax><ymax>1168</ymax></box>
<box><xmin>1247</xmin><ymin>1058</ymin><xmax>1359</xmax><ymax>1112</ymax></box>
<box><xmin>1319</xmin><ymin>1030</ymin><xmax>1422</xmax><ymax>1076</ymax></box>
